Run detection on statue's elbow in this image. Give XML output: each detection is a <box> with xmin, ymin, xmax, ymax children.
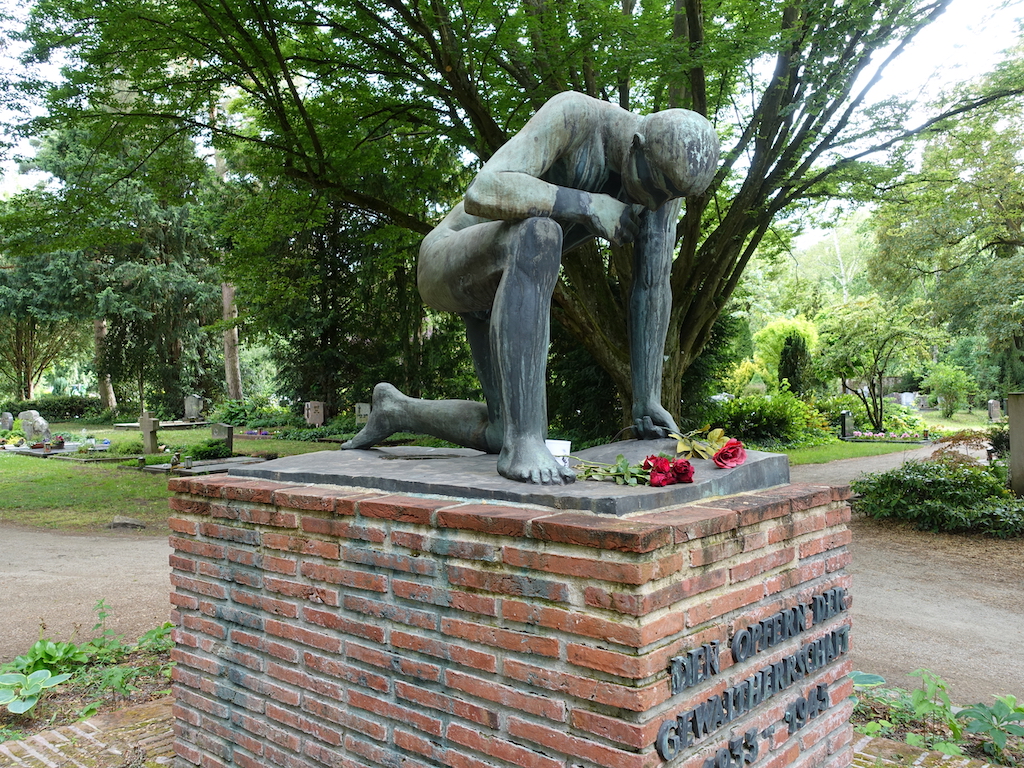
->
<box><xmin>464</xmin><ymin>175</ymin><xmax>498</xmax><ymax>218</ymax></box>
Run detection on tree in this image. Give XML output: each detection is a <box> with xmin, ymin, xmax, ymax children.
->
<box><xmin>921</xmin><ymin>361</ymin><xmax>976</xmax><ymax>418</ymax></box>
<box><xmin>778</xmin><ymin>332</ymin><xmax>812</xmax><ymax>395</ymax></box>
<box><xmin>752</xmin><ymin>316</ymin><xmax>818</xmax><ymax>386</ymax></box>
<box><xmin>870</xmin><ymin>89</ymin><xmax>1024</xmax><ymax>397</ymax></box>
<box><xmin>816</xmin><ymin>296</ymin><xmax>935</xmax><ymax>431</ymax></box>
<box><xmin>0</xmin><ymin>249</ymin><xmax>91</xmax><ymax>400</ymax></box>
<box><xmin>11</xmin><ymin>0</ymin><xmax>1023</xmax><ymax>426</ymax></box>
<box><xmin>0</xmin><ymin>130</ymin><xmax>224</xmax><ymax>415</ymax></box>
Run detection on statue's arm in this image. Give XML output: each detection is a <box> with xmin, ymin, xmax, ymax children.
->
<box><xmin>629</xmin><ymin>199</ymin><xmax>682</xmax><ymax>438</ymax></box>
<box><xmin>463</xmin><ymin>94</ymin><xmax>638</xmax><ymax>245</ymax></box>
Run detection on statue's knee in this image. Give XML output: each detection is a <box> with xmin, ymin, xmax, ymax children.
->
<box><xmin>507</xmin><ymin>218</ymin><xmax>562</xmax><ymax>275</ymax></box>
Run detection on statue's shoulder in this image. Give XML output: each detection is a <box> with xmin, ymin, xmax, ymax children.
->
<box><xmin>534</xmin><ymin>91</ymin><xmax>607</xmax><ymax>121</ymax></box>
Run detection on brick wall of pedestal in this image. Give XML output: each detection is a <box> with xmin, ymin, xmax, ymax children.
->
<box><xmin>167</xmin><ymin>476</ymin><xmax>854</xmax><ymax>768</ymax></box>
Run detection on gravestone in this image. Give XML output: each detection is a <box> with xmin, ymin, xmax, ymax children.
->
<box><xmin>988</xmin><ymin>399</ymin><xmax>1002</xmax><ymax>421</ymax></box>
<box><xmin>212</xmin><ymin>423</ymin><xmax>234</xmax><ymax>453</ymax></box>
<box><xmin>899</xmin><ymin>392</ymin><xmax>916</xmax><ymax>407</ymax></box>
<box><xmin>17</xmin><ymin>410</ymin><xmax>50</xmax><ymax>443</ymax></box>
<box><xmin>355</xmin><ymin>402</ymin><xmax>370</xmax><ymax>425</ymax></box>
<box><xmin>0</xmin><ymin>412</ymin><xmax>12</xmax><ymax>431</ymax></box>
<box><xmin>304</xmin><ymin>400</ymin><xmax>325</xmax><ymax>427</ymax></box>
<box><xmin>839</xmin><ymin>410</ymin><xmax>854</xmax><ymax>438</ymax></box>
<box><xmin>139</xmin><ymin>411</ymin><xmax>160</xmax><ymax>454</ymax></box>
<box><xmin>184</xmin><ymin>395</ymin><xmax>204</xmax><ymax>421</ymax></box>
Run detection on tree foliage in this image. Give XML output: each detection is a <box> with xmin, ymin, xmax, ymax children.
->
<box><xmin>816</xmin><ymin>296</ymin><xmax>936</xmax><ymax>430</ymax></box>
<box><xmin>9</xmin><ymin>0</ymin><xmax>1023</xmax><ymax>426</ymax></box>
<box><xmin>870</xmin><ymin>81</ymin><xmax>1024</xmax><ymax>397</ymax></box>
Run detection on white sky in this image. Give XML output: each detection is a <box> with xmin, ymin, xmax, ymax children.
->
<box><xmin>0</xmin><ymin>0</ymin><xmax>1021</xmax><ymax>196</ymax></box>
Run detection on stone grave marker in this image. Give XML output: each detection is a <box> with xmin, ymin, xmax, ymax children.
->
<box><xmin>17</xmin><ymin>410</ymin><xmax>50</xmax><ymax>443</ymax></box>
<box><xmin>1008</xmin><ymin>393</ymin><xmax>1024</xmax><ymax>496</ymax></box>
<box><xmin>355</xmin><ymin>402</ymin><xmax>370</xmax><ymax>425</ymax></box>
<box><xmin>0</xmin><ymin>412</ymin><xmax>12</xmax><ymax>431</ymax></box>
<box><xmin>140</xmin><ymin>411</ymin><xmax>160</xmax><ymax>454</ymax></box>
<box><xmin>184</xmin><ymin>395</ymin><xmax>204</xmax><ymax>421</ymax></box>
<box><xmin>304</xmin><ymin>401</ymin><xmax>325</xmax><ymax>427</ymax></box>
<box><xmin>212</xmin><ymin>423</ymin><xmax>234</xmax><ymax>453</ymax></box>
<box><xmin>988</xmin><ymin>399</ymin><xmax>1003</xmax><ymax>421</ymax></box>
<box><xmin>839</xmin><ymin>410</ymin><xmax>854</xmax><ymax>438</ymax></box>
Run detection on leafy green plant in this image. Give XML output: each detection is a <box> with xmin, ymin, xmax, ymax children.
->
<box><xmin>713</xmin><ymin>387</ymin><xmax>831</xmax><ymax>446</ymax></box>
<box><xmin>958</xmin><ymin>695</ymin><xmax>1024</xmax><ymax>761</ymax></box>
<box><xmin>6</xmin><ymin>639</ymin><xmax>91</xmax><ymax>676</ymax></box>
<box><xmin>188</xmin><ymin>438</ymin><xmax>233</xmax><ymax>461</ymax></box>
<box><xmin>851</xmin><ymin>460</ymin><xmax>1021</xmax><ymax>535</ymax></box>
<box><xmin>82</xmin><ymin>599</ymin><xmax>126</xmax><ymax>661</ymax></box>
<box><xmin>0</xmin><ymin>670</ymin><xmax>72</xmax><ymax>715</ymax></box>
<box><xmin>908</xmin><ymin>669</ymin><xmax>964</xmax><ymax>748</ymax></box>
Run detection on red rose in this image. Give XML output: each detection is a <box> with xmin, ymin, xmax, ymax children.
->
<box><xmin>712</xmin><ymin>439</ymin><xmax>747</xmax><ymax>469</ymax></box>
<box><xmin>649</xmin><ymin>469</ymin><xmax>675</xmax><ymax>486</ymax></box>
<box><xmin>644</xmin><ymin>456</ymin><xmax>677</xmax><ymax>486</ymax></box>
<box><xmin>670</xmin><ymin>458</ymin><xmax>694</xmax><ymax>483</ymax></box>
<box><xmin>643</xmin><ymin>455</ymin><xmax>671</xmax><ymax>473</ymax></box>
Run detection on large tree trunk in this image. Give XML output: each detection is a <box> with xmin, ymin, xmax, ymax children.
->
<box><xmin>94</xmin><ymin>318</ymin><xmax>117</xmax><ymax>412</ymax></box>
<box><xmin>222</xmin><ymin>283</ymin><xmax>243</xmax><ymax>401</ymax></box>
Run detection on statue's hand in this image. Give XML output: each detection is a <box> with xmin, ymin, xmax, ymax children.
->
<box><xmin>632</xmin><ymin>402</ymin><xmax>679</xmax><ymax>440</ymax></box>
<box><xmin>587</xmin><ymin>196</ymin><xmax>639</xmax><ymax>246</ymax></box>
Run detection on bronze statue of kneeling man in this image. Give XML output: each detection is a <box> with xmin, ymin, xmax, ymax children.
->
<box><xmin>343</xmin><ymin>91</ymin><xmax>720</xmax><ymax>485</ymax></box>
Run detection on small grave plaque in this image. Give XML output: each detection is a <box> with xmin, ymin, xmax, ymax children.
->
<box><xmin>304</xmin><ymin>401</ymin><xmax>325</xmax><ymax>427</ymax></box>
<box><xmin>355</xmin><ymin>402</ymin><xmax>370</xmax><ymax>425</ymax></box>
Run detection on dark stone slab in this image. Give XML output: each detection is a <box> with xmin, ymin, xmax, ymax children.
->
<box><xmin>229</xmin><ymin>439</ymin><xmax>790</xmax><ymax>516</ymax></box>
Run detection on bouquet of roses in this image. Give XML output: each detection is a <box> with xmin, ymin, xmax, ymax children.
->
<box><xmin>572</xmin><ymin>428</ymin><xmax>746</xmax><ymax>487</ymax></box>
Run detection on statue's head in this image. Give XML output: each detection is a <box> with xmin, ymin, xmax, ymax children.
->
<box><xmin>624</xmin><ymin>109</ymin><xmax>720</xmax><ymax>210</ymax></box>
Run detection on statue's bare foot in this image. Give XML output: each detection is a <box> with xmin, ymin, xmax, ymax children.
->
<box><xmin>497</xmin><ymin>439</ymin><xmax>576</xmax><ymax>485</ymax></box>
<box><xmin>341</xmin><ymin>383</ymin><xmax>405</xmax><ymax>450</ymax></box>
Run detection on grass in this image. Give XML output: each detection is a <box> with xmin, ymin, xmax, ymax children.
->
<box><xmin>918</xmin><ymin>409</ymin><xmax>993</xmax><ymax>432</ymax></box>
<box><xmin>784</xmin><ymin>440</ymin><xmax>926</xmax><ymax>465</ymax></box>
<box><xmin>0</xmin><ymin>455</ymin><xmax>175</xmax><ymax>534</ymax></box>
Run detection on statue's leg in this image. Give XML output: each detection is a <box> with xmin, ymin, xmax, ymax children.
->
<box><xmin>341</xmin><ymin>382</ymin><xmax>493</xmax><ymax>452</ymax></box>
<box><xmin>491</xmin><ymin>218</ymin><xmax>576</xmax><ymax>485</ymax></box>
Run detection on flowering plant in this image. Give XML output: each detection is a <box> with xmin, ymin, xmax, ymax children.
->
<box><xmin>574</xmin><ymin>454</ymin><xmax>695</xmax><ymax>487</ymax></box>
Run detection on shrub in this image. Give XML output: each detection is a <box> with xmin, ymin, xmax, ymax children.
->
<box><xmin>881</xmin><ymin>403</ymin><xmax>926</xmax><ymax>434</ymax></box>
<box><xmin>852</xmin><ymin>460</ymin><xmax>1024</xmax><ymax>536</ymax></box>
<box><xmin>0</xmin><ymin>395</ymin><xmax>104</xmax><ymax>421</ymax></box>
<box><xmin>712</xmin><ymin>388</ymin><xmax>831</xmax><ymax>446</ymax></box>
<box><xmin>189</xmin><ymin>439</ymin><xmax>233</xmax><ymax>461</ymax></box>
<box><xmin>812</xmin><ymin>394</ymin><xmax>868</xmax><ymax>431</ymax></box>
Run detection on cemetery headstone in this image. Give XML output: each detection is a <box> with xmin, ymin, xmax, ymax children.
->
<box><xmin>0</xmin><ymin>412</ymin><xmax>12</xmax><ymax>431</ymax></box>
<box><xmin>212</xmin><ymin>423</ymin><xmax>234</xmax><ymax>453</ymax></box>
<box><xmin>17</xmin><ymin>410</ymin><xmax>50</xmax><ymax>443</ymax></box>
<box><xmin>304</xmin><ymin>401</ymin><xmax>325</xmax><ymax>427</ymax></box>
<box><xmin>899</xmin><ymin>392</ymin><xmax>916</xmax><ymax>407</ymax></box>
<box><xmin>140</xmin><ymin>411</ymin><xmax>160</xmax><ymax>454</ymax></box>
<box><xmin>355</xmin><ymin>402</ymin><xmax>370</xmax><ymax>425</ymax></box>
<box><xmin>184</xmin><ymin>395</ymin><xmax>204</xmax><ymax>421</ymax></box>
<box><xmin>988</xmin><ymin>399</ymin><xmax>1002</xmax><ymax>421</ymax></box>
<box><xmin>839</xmin><ymin>410</ymin><xmax>854</xmax><ymax>438</ymax></box>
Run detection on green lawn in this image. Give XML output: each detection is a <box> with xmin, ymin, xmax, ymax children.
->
<box><xmin>917</xmin><ymin>409</ymin><xmax>993</xmax><ymax>432</ymax></box>
<box><xmin>0</xmin><ymin>454</ymin><xmax>175</xmax><ymax>534</ymax></box>
<box><xmin>783</xmin><ymin>440</ymin><xmax>925</xmax><ymax>465</ymax></box>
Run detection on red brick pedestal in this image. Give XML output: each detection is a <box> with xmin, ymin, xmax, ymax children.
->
<box><xmin>168</xmin><ymin>476</ymin><xmax>853</xmax><ymax>768</ymax></box>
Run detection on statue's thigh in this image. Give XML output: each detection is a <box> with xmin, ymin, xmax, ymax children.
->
<box><xmin>417</xmin><ymin>221</ymin><xmax>510</xmax><ymax>313</ymax></box>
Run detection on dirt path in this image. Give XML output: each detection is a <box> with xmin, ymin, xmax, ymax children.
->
<box><xmin>1</xmin><ymin>449</ymin><xmax>1021</xmax><ymax>705</ymax></box>
<box><xmin>0</xmin><ymin>526</ymin><xmax>171</xmax><ymax>662</ymax></box>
